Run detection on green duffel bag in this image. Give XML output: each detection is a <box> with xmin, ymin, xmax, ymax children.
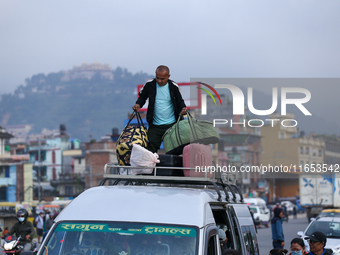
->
<box><xmin>162</xmin><ymin>111</ymin><xmax>219</xmax><ymax>155</ymax></box>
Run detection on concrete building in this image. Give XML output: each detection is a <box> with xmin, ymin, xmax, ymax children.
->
<box><xmin>0</xmin><ymin>126</ymin><xmax>13</xmax><ymax>161</ymax></box>
<box><xmin>0</xmin><ymin>163</ymin><xmax>34</xmax><ymax>202</ymax></box>
<box><xmin>6</xmin><ymin>125</ymin><xmax>87</xmax><ymax>200</ymax></box>
<box><xmin>85</xmin><ymin>140</ymin><xmax>117</xmax><ymax>188</ymax></box>
<box><xmin>6</xmin><ymin>125</ymin><xmax>59</xmax><ymax>145</ymax></box>
<box><xmin>193</xmin><ymin>93</ymin><xmax>264</xmax><ymax>196</ymax></box>
<box><xmin>0</xmin><ymin>126</ymin><xmax>33</xmax><ymax>202</ymax></box>
<box><xmin>28</xmin><ymin>133</ymin><xmax>69</xmax><ymax>182</ymax></box>
<box><xmin>218</xmin><ymin>130</ymin><xmax>262</xmax><ymax>195</ymax></box>
<box><xmin>260</xmin><ymin>113</ymin><xmax>325</xmax><ymax>201</ymax></box>
<box><xmin>4</xmin><ymin>125</ymin><xmax>32</xmax><ymax>144</ymax></box>
<box><xmin>27</xmin><ymin>125</ymin><xmax>70</xmax><ymax>201</ymax></box>
<box><xmin>322</xmin><ymin>136</ymin><xmax>340</xmax><ymax>167</ymax></box>
<box><xmin>56</xmin><ymin>139</ymin><xmax>86</xmax><ymax>198</ymax></box>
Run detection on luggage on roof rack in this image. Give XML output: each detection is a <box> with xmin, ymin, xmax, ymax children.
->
<box><xmin>104</xmin><ymin>163</ymin><xmax>235</xmax><ymax>182</ymax></box>
<box><xmin>182</xmin><ymin>143</ymin><xmax>213</xmax><ymax>178</ymax></box>
<box><xmin>155</xmin><ymin>154</ymin><xmax>184</xmax><ymax>176</ymax></box>
<box><xmin>101</xmin><ymin>164</ymin><xmax>244</xmax><ymax>203</ymax></box>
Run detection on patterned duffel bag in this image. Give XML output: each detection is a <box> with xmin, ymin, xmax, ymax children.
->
<box><xmin>116</xmin><ymin>111</ymin><xmax>148</xmax><ymax>166</ymax></box>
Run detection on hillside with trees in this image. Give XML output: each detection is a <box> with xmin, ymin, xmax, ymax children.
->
<box><xmin>0</xmin><ymin>64</ymin><xmax>153</xmax><ymax>141</ymax></box>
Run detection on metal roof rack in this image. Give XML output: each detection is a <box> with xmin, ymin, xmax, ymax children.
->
<box><xmin>100</xmin><ymin>164</ymin><xmax>244</xmax><ymax>203</ymax></box>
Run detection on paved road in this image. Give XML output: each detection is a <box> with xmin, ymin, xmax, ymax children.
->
<box><xmin>257</xmin><ymin>213</ymin><xmax>310</xmax><ymax>255</ymax></box>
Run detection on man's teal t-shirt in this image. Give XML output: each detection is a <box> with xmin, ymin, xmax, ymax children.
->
<box><xmin>153</xmin><ymin>83</ymin><xmax>175</xmax><ymax>125</ymax></box>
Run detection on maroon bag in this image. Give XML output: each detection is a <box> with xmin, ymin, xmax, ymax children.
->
<box><xmin>182</xmin><ymin>143</ymin><xmax>213</xmax><ymax>178</ymax></box>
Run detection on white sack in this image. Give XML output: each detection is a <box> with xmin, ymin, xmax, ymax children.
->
<box><xmin>130</xmin><ymin>144</ymin><xmax>160</xmax><ymax>174</ymax></box>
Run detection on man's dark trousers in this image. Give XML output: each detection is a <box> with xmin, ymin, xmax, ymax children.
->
<box><xmin>272</xmin><ymin>240</ymin><xmax>283</xmax><ymax>249</ymax></box>
<box><xmin>147</xmin><ymin>123</ymin><xmax>174</xmax><ymax>153</ymax></box>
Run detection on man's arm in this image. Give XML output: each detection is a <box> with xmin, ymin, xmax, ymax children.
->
<box><xmin>276</xmin><ymin>221</ymin><xmax>284</xmax><ymax>241</ymax></box>
<box><xmin>173</xmin><ymin>85</ymin><xmax>187</xmax><ymax>115</ymax></box>
<box><xmin>132</xmin><ymin>104</ymin><xmax>141</xmax><ymax>111</ymax></box>
<box><xmin>180</xmin><ymin>107</ymin><xmax>187</xmax><ymax>116</ymax></box>
<box><xmin>27</xmin><ymin>222</ymin><xmax>35</xmax><ymax>240</ymax></box>
<box><xmin>275</xmin><ymin>222</ymin><xmax>285</xmax><ymax>247</ymax></box>
<box><xmin>134</xmin><ymin>83</ymin><xmax>150</xmax><ymax>110</ymax></box>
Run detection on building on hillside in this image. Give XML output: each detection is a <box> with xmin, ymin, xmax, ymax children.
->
<box><xmin>6</xmin><ymin>125</ymin><xmax>59</xmax><ymax>145</ymax></box>
<box><xmin>4</xmin><ymin>125</ymin><xmax>32</xmax><ymax>144</ymax></box>
<box><xmin>61</xmin><ymin>62</ymin><xmax>114</xmax><ymax>81</ymax></box>
<box><xmin>260</xmin><ymin>113</ymin><xmax>325</xmax><ymax>202</ymax></box>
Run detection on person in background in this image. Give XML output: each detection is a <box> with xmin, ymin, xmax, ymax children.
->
<box><xmin>270</xmin><ymin>249</ymin><xmax>288</xmax><ymax>255</ymax></box>
<box><xmin>273</xmin><ymin>203</ymin><xmax>281</xmax><ymax>211</ymax></box>
<box><xmin>35</xmin><ymin>212</ymin><xmax>44</xmax><ymax>243</ymax></box>
<box><xmin>132</xmin><ymin>65</ymin><xmax>187</xmax><ymax>153</ymax></box>
<box><xmin>42</xmin><ymin>214</ymin><xmax>53</xmax><ymax>242</ymax></box>
<box><xmin>218</xmin><ymin>228</ymin><xmax>228</xmax><ymax>252</ymax></box>
<box><xmin>293</xmin><ymin>206</ymin><xmax>297</xmax><ymax>219</ymax></box>
<box><xmin>46</xmin><ymin>213</ymin><xmax>54</xmax><ymax>231</ymax></box>
<box><xmin>45</xmin><ymin>210</ymin><xmax>50</xmax><ymax>227</ymax></box>
<box><xmin>288</xmin><ymin>238</ymin><xmax>307</xmax><ymax>255</ymax></box>
<box><xmin>42</xmin><ymin>213</ymin><xmax>59</xmax><ymax>243</ymax></box>
<box><xmin>271</xmin><ymin>208</ymin><xmax>285</xmax><ymax>248</ymax></box>
<box><xmin>304</xmin><ymin>231</ymin><xmax>332</xmax><ymax>255</ymax></box>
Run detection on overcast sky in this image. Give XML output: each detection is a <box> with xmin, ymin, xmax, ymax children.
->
<box><xmin>1</xmin><ymin>0</ymin><xmax>340</xmax><ymax>97</ymax></box>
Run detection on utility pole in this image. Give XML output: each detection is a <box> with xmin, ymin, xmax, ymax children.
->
<box><xmin>273</xmin><ymin>151</ymin><xmax>284</xmax><ymax>202</ymax></box>
<box><xmin>38</xmin><ymin>138</ymin><xmax>41</xmax><ymax>203</ymax></box>
<box><xmin>90</xmin><ymin>165</ymin><xmax>93</xmax><ymax>188</ymax></box>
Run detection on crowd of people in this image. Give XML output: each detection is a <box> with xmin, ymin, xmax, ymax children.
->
<box><xmin>217</xmin><ymin>201</ymin><xmax>331</xmax><ymax>255</ymax></box>
<box><xmin>217</xmin><ymin>227</ymin><xmax>331</xmax><ymax>255</ymax></box>
<box><xmin>35</xmin><ymin>210</ymin><xmax>58</xmax><ymax>243</ymax></box>
<box><xmin>270</xmin><ymin>203</ymin><xmax>332</xmax><ymax>255</ymax></box>
<box><xmin>269</xmin><ymin>232</ymin><xmax>332</xmax><ymax>255</ymax></box>
<box><xmin>218</xmin><ymin>230</ymin><xmax>330</xmax><ymax>255</ymax></box>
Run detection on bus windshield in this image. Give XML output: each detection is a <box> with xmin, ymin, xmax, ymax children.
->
<box><xmin>41</xmin><ymin>222</ymin><xmax>198</xmax><ymax>255</ymax></box>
